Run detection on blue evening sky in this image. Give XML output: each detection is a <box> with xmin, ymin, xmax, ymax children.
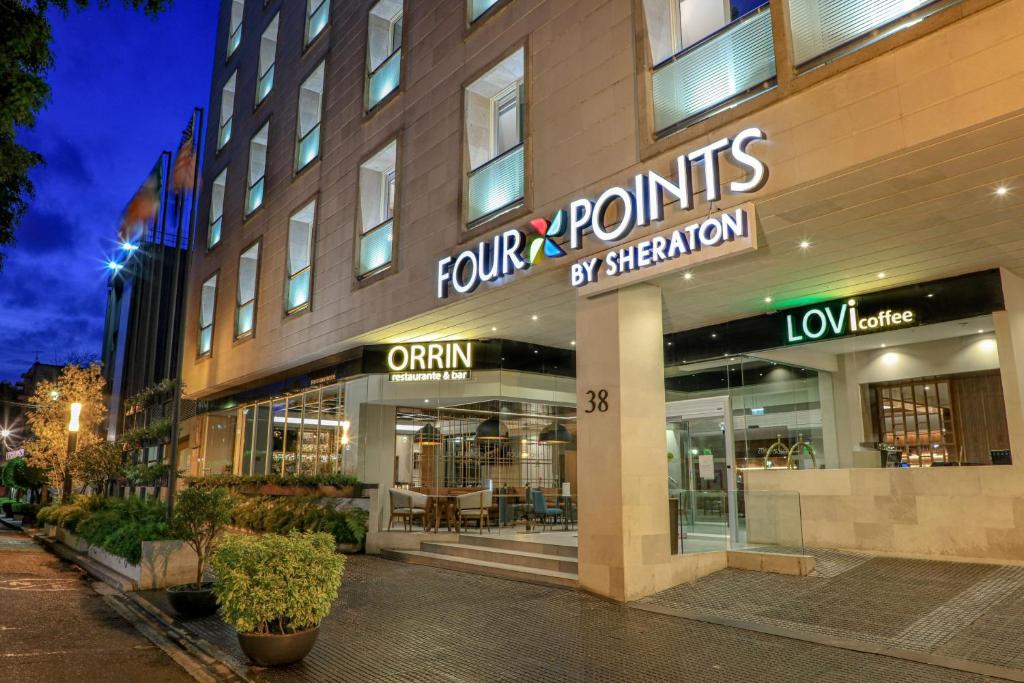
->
<box><xmin>0</xmin><ymin>1</ymin><xmax>215</xmax><ymax>382</ymax></box>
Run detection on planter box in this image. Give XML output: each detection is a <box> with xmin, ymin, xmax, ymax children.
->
<box><xmin>88</xmin><ymin>539</ymin><xmax>199</xmax><ymax>590</ymax></box>
<box><xmin>318</xmin><ymin>485</ymin><xmax>360</xmax><ymax>498</ymax></box>
<box><xmin>56</xmin><ymin>528</ymin><xmax>91</xmax><ymax>553</ymax></box>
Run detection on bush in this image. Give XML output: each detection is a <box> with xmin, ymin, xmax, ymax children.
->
<box><xmin>228</xmin><ymin>494</ymin><xmax>367</xmax><ymax>546</ymax></box>
<box><xmin>211</xmin><ymin>531</ymin><xmax>344</xmax><ymax>635</ymax></box>
<box><xmin>185</xmin><ymin>473</ymin><xmax>360</xmax><ymax>492</ymax></box>
<box><xmin>40</xmin><ymin>496</ymin><xmax>172</xmax><ymax>564</ymax></box>
<box><xmin>171</xmin><ymin>487</ymin><xmax>233</xmax><ymax>587</ymax></box>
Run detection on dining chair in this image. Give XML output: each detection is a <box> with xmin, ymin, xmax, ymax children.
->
<box><xmin>456</xmin><ymin>489</ymin><xmax>493</xmax><ymax>533</ymax></box>
<box><xmin>529</xmin><ymin>489</ymin><xmax>562</xmax><ymax>531</ymax></box>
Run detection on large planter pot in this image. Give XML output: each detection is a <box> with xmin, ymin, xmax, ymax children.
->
<box><xmin>166</xmin><ymin>583</ymin><xmax>218</xmax><ymax>619</ymax></box>
<box><xmin>237</xmin><ymin>626</ymin><xmax>320</xmax><ymax>667</ymax></box>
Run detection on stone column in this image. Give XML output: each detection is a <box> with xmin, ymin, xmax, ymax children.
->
<box><xmin>994</xmin><ymin>268</ymin><xmax>1024</xmax><ymax>464</ymax></box>
<box><xmin>575</xmin><ymin>283</ymin><xmax>670</xmax><ymax>601</ymax></box>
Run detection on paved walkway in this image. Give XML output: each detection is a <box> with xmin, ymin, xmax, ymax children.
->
<box><xmin>143</xmin><ymin>554</ymin><xmax>1010</xmax><ymax>682</ymax></box>
<box><xmin>0</xmin><ymin>522</ymin><xmax>191</xmax><ymax>682</ymax></box>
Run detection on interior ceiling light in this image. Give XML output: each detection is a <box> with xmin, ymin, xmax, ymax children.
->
<box><xmin>475</xmin><ymin>416</ymin><xmax>508</xmax><ymax>441</ymax></box>
<box><xmin>538</xmin><ymin>422</ymin><xmax>573</xmax><ymax>445</ymax></box>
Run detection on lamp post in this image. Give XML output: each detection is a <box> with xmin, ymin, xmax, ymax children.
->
<box><xmin>64</xmin><ymin>402</ymin><xmax>82</xmax><ymax>502</ymax></box>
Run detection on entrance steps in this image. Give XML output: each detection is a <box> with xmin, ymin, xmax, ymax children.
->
<box><xmin>381</xmin><ymin>534</ymin><xmax>578</xmax><ymax>588</ymax></box>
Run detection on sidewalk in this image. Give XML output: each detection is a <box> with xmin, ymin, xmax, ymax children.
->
<box><xmin>0</xmin><ymin>521</ymin><xmax>192</xmax><ymax>682</ymax></box>
<box><xmin>136</xmin><ymin>553</ymin><xmax>1006</xmax><ymax>682</ymax></box>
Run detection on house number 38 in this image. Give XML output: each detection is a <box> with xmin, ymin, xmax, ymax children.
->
<box><xmin>584</xmin><ymin>389</ymin><xmax>609</xmax><ymax>413</ymax></box>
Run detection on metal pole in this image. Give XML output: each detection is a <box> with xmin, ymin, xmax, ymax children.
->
<box><xmin>166</xmin><ymin>107</ymin><xmax>205</xmax><ymax>517</ymax></box>
<box><xmin>63</xmin><ymin>431</ymin><xmax>78</xmax><ymax>502</ymax></box>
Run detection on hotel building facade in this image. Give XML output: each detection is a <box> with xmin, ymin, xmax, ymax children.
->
<box><xmin>185</xmin><ymin>0</ymin><xmax>1024</xmax><ymax>600</ymax></box>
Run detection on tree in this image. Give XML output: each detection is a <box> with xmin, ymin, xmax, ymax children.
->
<box><xmin>0</xmin><ymin>0</ymin><xmax>171</xmax><ymax>270</ymax></box>
<box><xmin>170</xmin><ymin>486</ymin><xmax>232</xmax><ymax>588</ymax></box>
<box><xmin>24</xmin><ymin>362</ymin><xmax>107</xmax><ymax>499</ymax></box>
<box><xmin>76</xmin><ymin>439</ymin><xmax>124</xmax><ymax>495</ymax></box>
<box><xmin>2</xmin><ymin>456</ymin><xmax>47</xmax><ymax>502</ymax></box>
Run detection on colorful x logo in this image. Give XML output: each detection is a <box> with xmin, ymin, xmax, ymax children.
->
<box><xmin>526</xmin><ymin>210</ymin><xmax>567</xmax><ymax>264</ymax></box>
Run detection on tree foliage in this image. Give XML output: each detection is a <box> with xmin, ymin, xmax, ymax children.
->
<box><xmin>24</xmin><ymin>362</ymin><xmax>107</xmax><ymax>494</ymax></box>
<box><xmin>0</xmin><ymin>0</ymin><xmax>172</xmax><ymax>269</ymax></box>
<box><xmin>171</xmin><ymin>486</ymin><xmax>232</xmax><ymax>588</ymax></box>
<box><xmin>76</xmin><ymin>439</ymin><xmax>124</xmax><ymax>493</ymax></box>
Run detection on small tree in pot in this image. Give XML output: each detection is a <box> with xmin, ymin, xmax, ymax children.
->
<box><xmin>167</xmin><ymin>486</ymin><xmax>232</xmax><ymax>618</ymax></box>
<box><xmin>211</xmin><ymin>531</ymin><xmax>345</xmax><ymax>666</ymax></box>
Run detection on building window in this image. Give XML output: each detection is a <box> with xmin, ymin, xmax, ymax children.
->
<box><xmin>198</xmin><ymin>274</ymin><xmax>218</xmax><ymax>357</ymax></box>
<box><xmin>357</xmin><ymin>140</ymin><xmax>397</xmax><ymax>277</ymax></box>
<box><xmin>296</xmin><ymin>63</ymin><xmax>324</xmax><ymax>172</ymax></box>
<box><xmin>235</xmin><ymin>242</ymin><xmax>260</xmax><ymax>339</ymax></box>
<box><xmin>208</xmin><ymin>169</ymin><xmax>227</xmax><ymax>249</ymax></box>
<box><xmin>256</xmin><ymin>15</ymin><xmax>279</xmax><ymax>106</ymax></box>
<box><xmin>643</xmin><ymin>0</ymin><xmax>775</xmax><ymax>134</ymax></box>
<box><xmin>286</xmin><ymin>201</ymin><xmax>315</xmax><ymax>314</ymax></box>
<box><xmin>227</xmin><ymin>0</ymin><xmax>244</xmax><ymax>58</ymax></box>
<box><xmin>465</xmin><ymin>48</ymin><xmax>525</xmax><ymax>227</ymax></box>
<box><xmin>305</xmin><ymin>0</ymin><xmax>330</xmax><ymax>46</ymax></box>
<box><xmin>217</xmin><ymin>72</ymin><xmax>237</xmax><ymax>151</ymax></box>
<box><xmin>246</xmin><ymin>122</ymin><xmax>269</xmax><ymax>215</ymax></box>
<box><xmin>365</xmin><ymin>0</ymin><xmax>403</xmax><ymax>111</ymax></box>
<box><xmin>468</xmin><ymin>0</ymin><xmax>504</xmax><ymax>24</ymax></box>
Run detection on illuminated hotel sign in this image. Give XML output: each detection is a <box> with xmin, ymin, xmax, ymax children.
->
<box><xmin>386</xmin><ymin>341</ymin><xmax>473</xmax><ymax>382</ymax></box>
<box><xmin>437</xmin><ymin>127</ymin><xmax>769</xmax><ymax>298</ymax></box>
<box><xmin>785</xmin><ymin>301</ymin><xmax>916</xmax><ymax>343</ymax></box>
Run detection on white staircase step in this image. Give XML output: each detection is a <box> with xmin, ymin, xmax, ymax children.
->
<box><xmin>457</xmin><ymin>534</ymin><xmax>578</xmax><ymax>559</ymax></box>
<box><xmin>381</xmin><ymin>549</ymin><xmax>578</xmax><ymax>588</ymax></box>
<box><xmin>421</xmin><ymin>541</ymin><xmax>578</xmax><ymax>574</ymax></box>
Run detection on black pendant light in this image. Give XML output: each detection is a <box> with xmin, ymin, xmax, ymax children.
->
<box><xmin>538</xmin><ymin>422</ymin><xmax>573</xmax><ymax>445</ymax></box>
<box><xmin>475</xmin><ymin>416</ymin><xmax>508</xmax><ymax>441</ymax></box>
<box><xmin>416</xmin><ymin>423</ymin><xmax>442</xmax><ymax>446</ymax></box>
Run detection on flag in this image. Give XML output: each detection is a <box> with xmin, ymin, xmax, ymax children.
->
<box><xmin>119</xmin><ymin>158</ymin><xmax>163</xmax><ymax>242</ymax></box>
<box><xmin>172</xmin><ymin>114</ymin><xmax>197</xmax><ymax>193</ymax></box>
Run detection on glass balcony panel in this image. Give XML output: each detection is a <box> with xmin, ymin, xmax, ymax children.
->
<box><xmin>236</xmin><ymin>302</ymin><xmax>254</xmax><ymax>337</ymax></box>
<box><xmin>256</xmin><ymin>64</ymin><xmax>275</xmax><ymax>105</ymax></box>
<box><xmin>789</xmin><ymin>0</ymin><xmax>941</xmax><ymax>65</ymax></box>
<box><xmin>466</xmin><ymin>143</ymin><xmax>524</xmax><ymax>225</ymax></box>
<box><xmin>296</xmin><ymin>124</ymin><xmax>321</xmax><ymax>170</ymax></box>
<box><xmin>288</xmin><ymin>270</ymin><xmax>311</xmax><ymax>312</ymax></box>
<box><xmin>208</xmin><ymin>217</ymin><xmax>222</xmax><ymax>248</ymax></box>
<box><xmin>470</xmin><ymin>0</ymin><xmax>500</xmax><ymax>22</ymax></box>
<box><xmin>358</xmin><ymin>220</ymin><xmax>393</xmax><ymax>276</ymax></box>
<box><xmin>307</xmin><ymin>0</ymin><xmax>330</xmax><ymax>45</ymax></box>
<box><xmin>228</xmin><ymin>24</ymin><xmax>242</xmax><ymax>56</ymax></box>
<box><xmin>218</xmin><ymin>117</ymin><xmax>232</xmax><ymax>150</ymax></box>
<box><xmin>246</xmin><ymin>177</ymin><xmax>265</xmax><ymax>215</ymax></box>
<box><xmin>367</xmin><ymin>48</ymin><xmax>401</xmax><ymax>110</ymax></box>
<box><xmin>198</xmin><ymin>326</ymin><xmax>212</xmax><ymax>355</ymax></box>
<box><xmin>651</xmin><ymin>7</ymin><xmax>775</xmax><ymax>134</ymax></box>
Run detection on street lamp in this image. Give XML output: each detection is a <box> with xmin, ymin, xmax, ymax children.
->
<box><xmin>64</xmin><ymin>402</ymin><xmax>82</xmax><ymax>502</ymax></box>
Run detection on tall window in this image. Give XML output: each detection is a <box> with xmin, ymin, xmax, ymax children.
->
<box><xmin>296</xmin><ymin>63</ymin><xmax>324</xmax><ymax>171</ymax></box>
<box><xmin>357</xmin><ymin>140</ymin><xmax>397</xmax><ymax>277</ymax></box>
<box><xmin>464</xmin><ymin>48</ymin><xmax>526</xmax><ymax>226</ymax></box>
<box><xmin>305</xmin><ymin>0</ymin><xmax>330</xmax><ymax>46</ymax></box>
<box><xmin>365</xmin><ymin>0</ymin><xmax>403</xmax><ymax>110</ymax></box>
<box><xmin>286</xmin><ymin>201</ymin><xmax>315</xmax><ymax>314</ymax></box>
<box><xmin>256</xmin><ymin>15</ymin><xmax>279</xmax><ymax>106</ymax></box>
<box><xmin>208</xmin><ymin>169</ymin><xmax>227</xmax><ymax>249</ymax></box>
<box><xmin>246</xmin><ymin>122</ymin><xmax>269</xmax><ymax>215</ymax></box>
<box><xmin>198</xmin><ymin>274</ymin><xmax>218</xmax><ymax>357</ymax></box>
<box><xmin>227</xmin><ymin>0</ymin><xmax>244</xmax><ymax>58</ymax></box>
<box><xmin>217</xmin><ymin>72</ymin><xmax>237</xmax><ymax>151</ymax></box>
<box><xmin>469</xmin><ymin>0</ymin><xmax>503</xmax><ymax>24</ymax></box>
<box><xmin>235</xmin><ymin>242</ymin><xmax>260</xmax><ymax>339</ymax></box>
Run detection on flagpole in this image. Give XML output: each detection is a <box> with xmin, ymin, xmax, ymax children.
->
<box><xmin>166</xmin><ymin>107</ymin><xmax>205</xmax><ymax>517</ymax></box>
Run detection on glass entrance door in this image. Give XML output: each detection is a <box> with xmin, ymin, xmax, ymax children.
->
<box><xmin>667</xmin><ymin>397</ymin><xmax>739</xmax><ymax>551</ymax></box>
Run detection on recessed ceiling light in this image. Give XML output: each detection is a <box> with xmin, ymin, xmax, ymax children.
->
<box><xmin>711</xmin><ymin>333</ymin><xmax>717</xmax><ymax>339</ymax></box>
<box><xmin>978</xmin><ymin>329</ymin><xmax>985</xmax><ymax>334</ymax></box>
<box><xmin>996</xmin><ymin>186</ymin><xmax>1009</xmax><ymax>196</ymax></box>
<box><xmin>491</xmin><ymin>326</ymin><xmax>497</xmax><ymax>332</ymax></box>
<box><xmin>799</xmin><ymin>240</ymin><xmax>810</xmax><ymax>249</ymax></box>
<box><xmin>683</xmin><ymin>272</ymin><xmax>693</xmax><ymax>280</ymax></box>
<box><xmin>877</xmin><ymin>272</ymin><xmax>886</xmax><ymax>279</ymax></box>
<box><xmin>764</xmin><ymin>296</ymin><xmax>773</xmax><ymax>304</ymax></box>
<box><xmin>531</xmin><ymin>314</ymin><xmax>538</xmax><ymax>321</ymax></box>
<box><xmin>423</xmin><ymin>399</ymin><xmax>430</xmax><ymax>403</ymax></box>
<box><xmin>927</xmin><ymin>293</ymin><xmax>934</xmax><ymax>298</ymax></box>
<box><xmin>570</xmin><ymin>340</ymin><xmax>576</xmax><ymax>346</ymax></box>
<box><xmin>881</xmin><ymin>344</ymin><xmax>887</xmax><ymax>348</ymax></box>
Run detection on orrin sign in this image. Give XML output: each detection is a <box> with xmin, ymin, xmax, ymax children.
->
<box><xmin>437</xmin><ymin>127</ymin><xmax>769</xmax><ymax>298</ymax></box>
<box><xmin>386</xmin><ymin>341</ymin><xmax>473</xmax><ymax>382</ymax></box>
<box><xmin>785</xmin><ymin>301</ymin><xmax>916</xmax><ymax>343</ymax></box>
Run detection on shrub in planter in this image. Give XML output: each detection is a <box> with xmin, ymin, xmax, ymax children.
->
<box><xmin>211</xmin><ymin>531</ymin><xmax>345</xmax><ymax>666</ymax></box>
<box><xmin>167</xmin><ymin>487</ymin><xmax>233</xmax><ymax>618</ymax></box>
<box><xmin>228</xmin><ymin>494</ymin><xmax>368</xmax><ymax>548</ymax></box>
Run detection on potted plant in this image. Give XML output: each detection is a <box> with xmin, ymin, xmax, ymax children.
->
<box><xmin>167</xmin><ymin>486</ymin><xmax>232</xmax><ymax>618</ymax></box>
<box><xmin>210</xmin><ymin>531</ymin><xmax>344</xmax><ymax>666</ymax></box>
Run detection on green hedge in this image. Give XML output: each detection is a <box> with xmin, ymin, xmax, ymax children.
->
<box><xmin>38</xmin><ymin>497</ymin><xmax>172</xmax><ymax>564</ymax></box>
<box><xmin>229</xmin><ymin>494</ymin><xmax>367</xmax><ymax>546</ymax></box>
<box><xmin>186</xmin><ymin>473</ymin><xmax>360</xmax><ymax>491</ymax></box>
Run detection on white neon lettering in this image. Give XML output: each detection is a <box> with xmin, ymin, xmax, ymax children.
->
<box><xmin>729</xmin><ymin>128</ymin><xmax>768</xmax><ymax>193</ymax></box>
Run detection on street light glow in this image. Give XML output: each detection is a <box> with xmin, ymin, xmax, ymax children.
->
<box><xmin>107</xmin><ymin>260</ymin><xmax>123</xmax><ymax>271</ymax></box>
<box><xmin>121</xmin><ymin>241</ymin><xmax>139</xmax><ymax>251</ymax></box>
<box><xmin>68</xmin><ymin>402</ymin><xmax>82</xmax><ymax>433</ymax></box>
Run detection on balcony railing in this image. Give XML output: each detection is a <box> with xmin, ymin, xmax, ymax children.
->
<box><xmin>466</xmin><ymin>143</ymin><xmax>524</xmax><ymax>226</ymax></box>
<box><xmin>306</xmin><ymin>0</ymin><xmax>330</xmax><ymax>45</ymax></box>
<box><xmin>788</xmin><ymin>0</ymin><xmax>951</xmax><ymax>66</ymax></box>
<box><xmin>256</xmin><ymin>64</ymin><xmax>275</xmax><ymax>105</ymax></box>
<box><xmin>652</xmin><ymin>6</ymin><xmax>776</xmax><ymax>134</ymax></box>
<box><xmin>245</xmin><ymin>177</ymin><xmax>265</xmax><ymax>215</ymax></box>
<box><xmin>366</xmin><ymin>48</ymin><xmax>401</xmax><ymax>111</ymax></box>
<box><xmin>469</xmin><ymin>0</ymin><xmax>501</xmax><ymax>23</ymax></box>
<box><xmin>217</xmin><ymin>117</ymin><xmax>232</xmax><ymax>150</ymax></box>
<box><xmin>358</xmin><ymin>219</ymin><xmax>393</xmax><ymax>277</ymax></box>
<box><xmin>296</xmin><ymin>123</ymin><xmax>320</xmax><ymax>171</ymax></box>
